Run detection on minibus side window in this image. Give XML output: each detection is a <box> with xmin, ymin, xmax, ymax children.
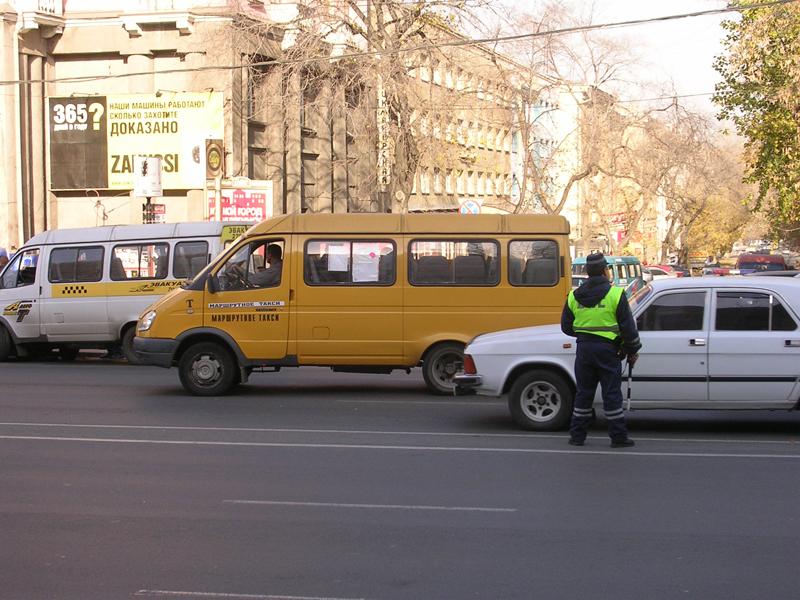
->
<box><xmin>111</xmin><ymin>243</ymin><xmax>169</xmax><ymax>280</ymax></box>
<box><xmin>305</xmin><ymin>240</ymin><xmax>395</xmax><ymax>285</ymax></box>
<box><xmin>508</xmin><ymin>240</ymin><xmax>559</xmax><ymax>286</ymax></box>
<box><xmin>0</xmin><ymin>248</ymin><xmax>39</xmax><ymax>289</ymax></box>
<box><xmin>48</xmin><ymin>246</ymin><xmax>104</xmax><ymax>283</ymax></box>
<box><xmin>408</xmin><ymin>239</ymin><xmax>499</xmax><ymax>286</ymax></box>
<box><xmin>174</xmin><ymin>241</ymin><xmax>210</xmax><ymax>279</ymax></box>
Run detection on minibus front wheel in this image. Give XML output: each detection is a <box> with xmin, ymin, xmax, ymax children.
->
<box><xmin>178</xmin><ymin>341</ymin><xmax>237</xmax><ymax>396</ymax></box>
<box><xmin>0</xmin><ymin>326</ymin><xmax>11</xmax><ymax>361</ymax></box>
<box><xmin>422</xmin><ymin>342</ymin><xmax>465</xmax><ymax>395</ymax></box>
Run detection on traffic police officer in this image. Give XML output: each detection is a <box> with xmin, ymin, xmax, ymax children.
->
<box><xmin>561</xmin><ymin>252</ymin><xmax>641</xmax><ymax>447</ymax></box>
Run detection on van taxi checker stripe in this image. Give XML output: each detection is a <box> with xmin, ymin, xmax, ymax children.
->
<box><xmin>59</xmin><ymin>284</ymin><xmax>88</xmax><ymax>295</ymax></box>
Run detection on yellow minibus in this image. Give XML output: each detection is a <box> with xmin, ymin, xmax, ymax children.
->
<box><xmin>133</xmin><ymin>213</ymin><xmax>571</xmax><ymax>395</ymax></box>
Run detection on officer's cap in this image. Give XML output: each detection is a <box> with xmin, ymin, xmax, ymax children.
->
<box><xmin>586</xmin><ymin>252</ymin><xmax>608</xmax><ymax>269</ymax></box>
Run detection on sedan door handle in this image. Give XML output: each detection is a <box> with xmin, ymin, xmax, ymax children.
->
<box><xmin>689</xmin><ymin>338</ymin><xmax>706</xmax><ymax>347</ymax></box>
<box><xmin>785</xmin><ymin>340</ymin><xmax>800</xmax><ymax>347</ymax></box>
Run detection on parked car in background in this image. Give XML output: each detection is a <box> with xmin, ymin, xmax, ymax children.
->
<box><xmin>455</xmin><ymin>277</ymin><xmax>800</xmax><ymax>430</ymax></box>
<box><xmin>745</xmin><ymin>270</ymin><xmax>800</xmax><ymax>278</ymax></box>
<box><xmin>643</xmin><ymin>265</ymin><xmax>678</xmax><ymax>281</ymax></box>
<box><xmin>671</xmin><ymin>265</ymin><xmax>691</xmax><ymax>277</ymax></box>
<box><xmin>736</xmin><ymin>252</ymin><xmax>787</xmax><ymax>274</ymax></box>
<box><xmin>572</xmin><ymin>255</ymin><xmax>645</xmax><ymax>296</ymax></box>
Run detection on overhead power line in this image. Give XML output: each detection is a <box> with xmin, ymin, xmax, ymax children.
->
<box><xmin>0</xmin><ymin>0</ymin><xmax>795</xmax><ymax>87</ymax></box>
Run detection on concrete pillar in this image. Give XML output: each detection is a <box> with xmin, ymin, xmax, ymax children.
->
<box><xmin>30</xmin><ymin>54</ymin><xmax>46</xmax><ymax>234</ymax></box>
<box><xmin>0</xmin><ymin>9</ymin><xmax>20</xmax><ymax>248</ymax></box>
<box><xmin>284</xmin><ymin>70</ymin><xmax>302</xmax><ymax>214</ymax></box>
<box><xmin>331</xmin><ymin>83</ymin><xmax>348</xmax><ymax>214</ymax></box>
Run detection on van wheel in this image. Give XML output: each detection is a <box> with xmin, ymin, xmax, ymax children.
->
<box><xmin>508</xmin><ymin>369</ymin><xmax>573</xmax><ymax>431</ymax></box>
<box><xmin>59</xmin><ymin>345</ymin><xmax>80</xmax><ymax>361</ymax></box>
<box><xmin>0</xmin><ymin>327</ymin><xmax>11</xmax><ymax>361</ymax></box>
<box><xmin>422</xmin><ymin>342</ymin><xmax>465</xmax><ymax>395</ymax></box>
<box><xmin>121</xmin><ymin>327</ymin><xmax>141</xmax><ymax>365</ymax></box>
<box><xmin>178</xmin><ymin>342</ymin><xmax>237</xmax><ymax>396</ymax></box>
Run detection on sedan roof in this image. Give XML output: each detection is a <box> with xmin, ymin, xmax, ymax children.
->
<box><xmin>647</xmin><ymin>275</ymin><xmax>800</xmax><ymax>297</ymax></box>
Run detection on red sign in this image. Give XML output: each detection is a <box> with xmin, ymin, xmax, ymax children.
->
<box><xmin>208</xmin><ymin>188</ymin><xmax>269</xmax><ymax>223</ymax></box>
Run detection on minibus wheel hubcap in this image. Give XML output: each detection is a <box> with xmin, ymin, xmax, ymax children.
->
<box><xmin>520</xmin><ymin>381</ymin><xmax>559</xmax><ymax>422</ymax></box>
<box><xmin>193</xmin><ymin>354</ymin><xmax>221</xmax><ymax>384</ymax></box>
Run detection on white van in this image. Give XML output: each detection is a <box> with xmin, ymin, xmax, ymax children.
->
<box><xmin>0</xmin><ymin>222</ymin><xmax>248</xmax><ymax>362</ymax></box>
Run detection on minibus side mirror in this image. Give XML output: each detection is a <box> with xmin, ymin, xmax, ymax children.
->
<box><xmin>207</xmin><ymin>274</ymin><xmax>219</xmax><ymax>293</ymax></box>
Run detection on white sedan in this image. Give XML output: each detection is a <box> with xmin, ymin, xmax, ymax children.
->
<box><xmin>454</xmin><ymin>277</ymin><xmax>800</xmax><ymax>430</ymax></box>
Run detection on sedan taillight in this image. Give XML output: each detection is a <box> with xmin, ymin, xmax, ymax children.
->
<box><xmin>463</xmin><ymin>354</ymin><xmax>477</xmax><ymax>374</ymax></box>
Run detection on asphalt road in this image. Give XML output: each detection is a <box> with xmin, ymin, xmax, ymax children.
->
<box><xmin>2</xmin><ymin>357</ymin><xmax>800</xmax><ymax>600</ymax></box>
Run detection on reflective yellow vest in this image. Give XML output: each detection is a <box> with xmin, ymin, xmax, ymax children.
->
<box><xmin>567</xmin><ymin>286</ymin><xmax>624</xmax><ymax>342</ymax></box>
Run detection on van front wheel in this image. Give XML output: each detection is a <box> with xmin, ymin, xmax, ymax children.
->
<box><xmin>178</xmin><ymin>342</ymin><xmax>237</xmax><ymax>396</ymax></box>
<box><xmin>422</xmin><ymin>342</ymin><xmax>464</xmax><ymax>395</ymax></box>
<box><xmin>121</xmin><ymin>327</ymin><xmax>142</xmax><ymax>365</ymax></box>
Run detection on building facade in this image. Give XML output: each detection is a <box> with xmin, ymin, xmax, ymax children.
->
<box><xmin>1</xmin><ymin>0</ymin><xmax>592</xmax><ymax>252</ymax></box>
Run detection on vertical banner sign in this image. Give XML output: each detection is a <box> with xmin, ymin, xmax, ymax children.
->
<box><xmin>49</xmin><ymin>97</ymin><xmax>108</xmax><ymax>189</ymax></box>
<box><xmin>48</xmin><ymin>92</ymin><xmax>224</xmax><ymax>191</ymax></box>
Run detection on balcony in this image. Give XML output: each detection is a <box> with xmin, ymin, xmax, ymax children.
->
<box><xmin>18</xmin><ymin>0</ymin><xmax>64</xmax><ymax>36</ymax></box>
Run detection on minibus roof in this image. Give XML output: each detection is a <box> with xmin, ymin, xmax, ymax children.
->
<box><xmin>245</xmin><ymin>213</ymin><xmax>570</xmax><ymax>237</ymax></box>
<box><xmin>25</xmin><ymin>222</ymin><xmax>248</xmax><ymax>246</ymax></box>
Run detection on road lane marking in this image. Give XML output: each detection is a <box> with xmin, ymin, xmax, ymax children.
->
<box><xmin>1</xmin><ymin>434</ymin><xmax>800</xmax><ymax>458</ymax></box>
<box><xmin>0</xmin><ymin>422</ymin><xmax>796</xmax><ymax>446</ymax></box>
<box><xmin>135</xmin><ymin>591</ymin><xmax>365</xmax><ymax>600</ymax></box>
<box><xmin>224</xmin><ymin>500</ymin><xmax>516</xmax><ymax>512</ymax></box>
<box><xmin>337</xmin><ymin>399</ymin><xmax>503</xmax><ymax>406</ymax></box>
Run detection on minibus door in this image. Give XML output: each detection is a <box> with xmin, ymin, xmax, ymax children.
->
<box><xmin>205</xmin><ymin>237</ymin><xmax>290</xmax><ymax>360</ymax></box>
<box><xmin>0</xmin><ymin>247</ymin><xmax>42</xmax><ymax>342</ymax></box>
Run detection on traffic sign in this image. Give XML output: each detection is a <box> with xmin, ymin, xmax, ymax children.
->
<box><xmin>459</xmin><ymin>199</ymin><xmax>481</xmax><ymax>215</ymax></box>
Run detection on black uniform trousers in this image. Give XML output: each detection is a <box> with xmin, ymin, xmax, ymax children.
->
<box><xmin>569</xmin><ymin>339</ymin><xmax>629</xmax><ymax>443</ymax></box>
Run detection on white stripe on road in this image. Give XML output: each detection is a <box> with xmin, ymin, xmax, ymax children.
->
<box><xmin>1</xmin><ymin>434</ymin><xmax>800</xmax><ymax>459</ymax></box>
<box><xmin>223</xmin><ymin>499</ymin><xmax>516</xmax><ymax>513</ymax></box>
<box><xmin>0</xmin><ymin>422</ymin><xmax>795</xmax><ymax>446</ymax></box>
<box><xmin>135</xmin><ymin>591</ymin><xmax>364</xmax><ymax>600</ymax></box>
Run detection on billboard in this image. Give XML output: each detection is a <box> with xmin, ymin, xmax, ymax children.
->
<box><xmin>48</xmin><ymin>92</ymin><xmax>224</xmax><ymax>191</ymax></box>
<box><xmin>208</xmin><ymin>181</ymin><xmax>273</xmax><ymax>223</ymax></box>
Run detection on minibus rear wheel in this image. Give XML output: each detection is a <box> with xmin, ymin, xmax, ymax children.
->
<box><xmin>422</xmin><ymin>342</ymin><xmax>465</xmax><ymax>395</ymax></box>
<box><xmin>178</xmin><ymin>341</ymin><xmax>237</xmax><ymax>396</ymax></box>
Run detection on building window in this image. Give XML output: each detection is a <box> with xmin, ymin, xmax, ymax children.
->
<box><xmin>456</xmin><ymin>170</ymin><xmax>465</xmax><ymax>194</ymax></box>
<box><xmin>445</xmin><ymin>170</ymin><xmax>454</xmax><ymax>194</ymax></box>
<box><xmin>433</xmin><ymin>168</ymin><xmax>443</xmax><ymax>194</ymax></box>
<box><xmin>467</xmin><ymin>171</ymin><xmax>475</xmax><ymax>195</ymax></box>
<box><xmin>420</xmin><ymin>168</ymin><xmax>431</xmax><ymax>194</ymax></box>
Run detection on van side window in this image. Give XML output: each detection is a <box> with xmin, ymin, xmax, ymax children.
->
<box><xmin>409</xmin><ymin>240</ymin><xmax>499</xmax><ymax>286</ymax></box>
<box><xmin>111</xmin><ymin>243</ymin><xmax>169</xmax><ymax>280</ymax></box>
<box><xmin>509</xmin><ymin>240</ymin><xmax>559</xmax><ymax>286</ymax></box>
<box><xmin>305</xmin><ymin>240</ymin><xmax>395</xmax><ymax>285</ymax></box>
<box><xmin>174</xmin><ymin>241</ymin><xmax>210</xmax><ymax>279</ymax></box>
<box><xmin>48</xmin><ymin>246</ymin><xmax>104</xmax><ymax>283</ymax></box>
<box><xmin>0</xmin><ymin>248</ymin><xmax>39</xmax><ymax>289</ymax></box>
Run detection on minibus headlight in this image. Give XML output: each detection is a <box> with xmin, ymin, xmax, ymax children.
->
<box><xmin>138</xmin><ymin>310</ymin><xmax>157</xmax><ymax>332</ymax></box>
